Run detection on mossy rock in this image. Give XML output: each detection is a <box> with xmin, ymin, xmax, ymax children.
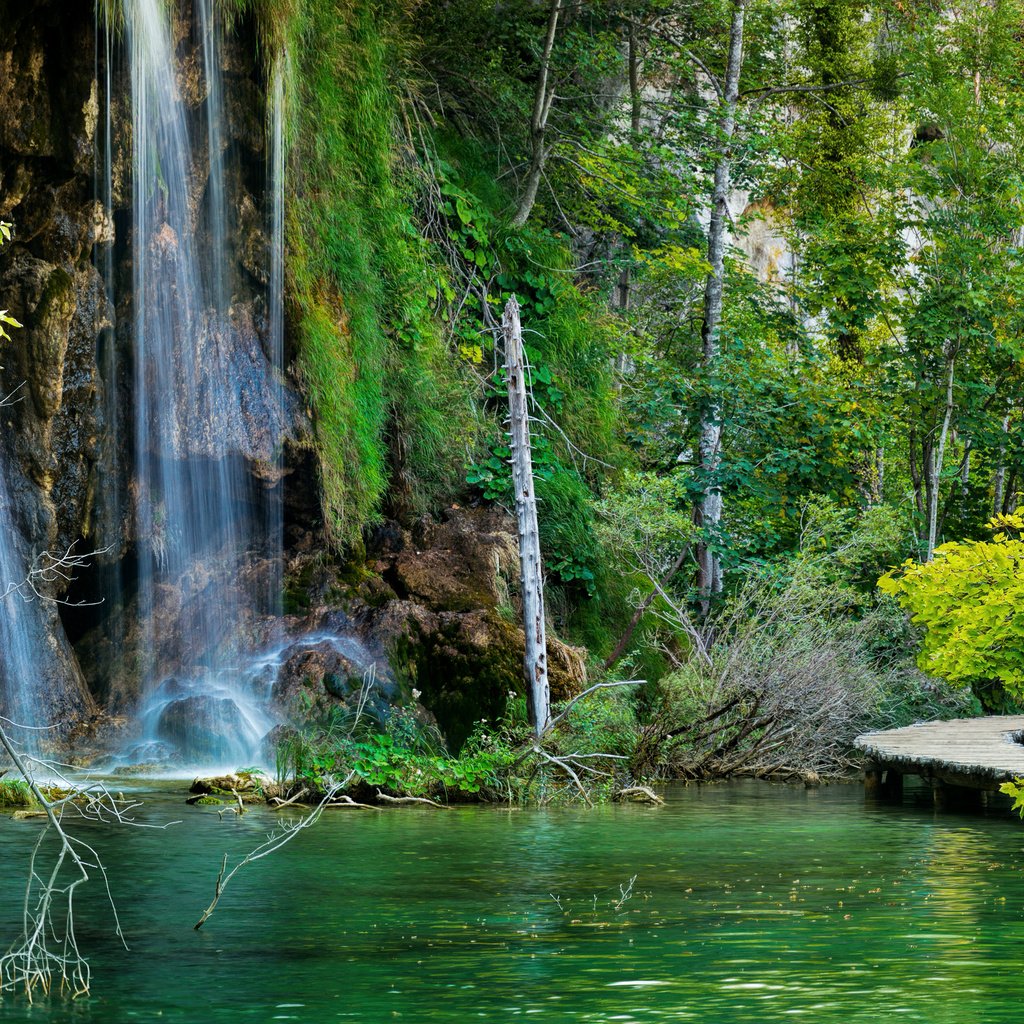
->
<box><xmin>405</xmin><ymin>609</ymin><xmax>522</xmax><ymax>752</ymax></box>
<box><xmin>186</xmin><ymin>795</ymin><xmax>224</xmax><ymax>806</ymax></box>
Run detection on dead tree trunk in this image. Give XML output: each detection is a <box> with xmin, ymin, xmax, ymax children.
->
<box><xmin>503</xmin><ymin>295</ymin><xmax>550</xmax><ymax>736</ymax></box>
<box><xmin>994</xmin><ymin>413</ymin><xmax>1010</xmax><ymax>516</ymax></box>
<box><xmin>926</xmin><ymin>352</ymin><xmax>955</xmax><ymax>561</ymax></box>
<box><xmin>694</xmin><ymin>0</ymin><xmax>746</xmax><ymax>612</ymax></box>
<box><xmin>511</xmin><ymin>0</ymin><xmax>562</xmax><ymax>228</ymax></box>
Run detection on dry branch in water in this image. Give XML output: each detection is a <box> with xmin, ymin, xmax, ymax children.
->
<box><xmin>0</xmin><ymin>722</ymin><xmax>175</xmax><ymax>1000</ymax></box>
<box><xmin>374</xmin><ymin>791</ymin><xmax>447</xmax><ymax>808</ymax></box>
<box><xmin>195</xmin><ymin>773</ymin><xmax>354</xmax><ymax>931</ymax></box>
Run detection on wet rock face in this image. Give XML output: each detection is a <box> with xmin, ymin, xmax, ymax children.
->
<box><xmin>0</xmin><ymin>0</ymin><xmax>106</xmax><ymax>724</ymax></box>
<box><xmin>269</xmin><ymin>633</ymin><xmax>396</xmax><ymax>726</ymax></box>
<box><xmin>155</xmin><ymin>694</ymin><xmax>253</xmax><ymax>764</ymax></box>
<box><xmin>0</xmin><ymin>1</ymin><xmax>108</xmax><ymax>559</ymax></box>
<box><xmin>287</xmin><ymin>507</ymin><xmax>588</xmax><ymax>751</ymax></box>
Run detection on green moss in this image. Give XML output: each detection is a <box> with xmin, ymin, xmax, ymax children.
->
<box><xmin>0</xmin><ymin>779</ymin><xmax>38</xmax><ymax>810</ymax></box>
<box><xmin>402</xmin><ymin>612</ymin><xmax>522</xmax><ymax>752</ymax></box>
<box><xmin>286</xmin><ymin>0</ymin><xmax>476</xmax><ymax>543</ymax></box>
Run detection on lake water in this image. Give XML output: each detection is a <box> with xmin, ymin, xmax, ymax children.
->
<box><xmin>1</xmin><ymin>779</ymin><xmax>1022</xmax><ymax>1022</ymax></box>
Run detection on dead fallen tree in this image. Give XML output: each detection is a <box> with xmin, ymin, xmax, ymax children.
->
<box><xmin>0</xmin><ymin>721</ymin><xmax>175</xmax><ymax>1000</ymax></box>
<box><xmin>629</xmin><ymin>571</ymin><xmax>887</xmax><ymax>782</ymax></box>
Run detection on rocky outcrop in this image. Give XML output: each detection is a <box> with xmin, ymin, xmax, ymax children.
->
<box><xmin>0</xmin><ymin>1</ymin><xmax>108</xmax><ymax>723</ymax></box>
<box><xmin>284</xmin><ymin>506</ymin><xmax>587</xmax><ymax>750</ymax></box>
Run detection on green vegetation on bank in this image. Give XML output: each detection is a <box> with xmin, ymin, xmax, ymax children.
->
<box><xmin>265</xmin><ymin>0</ymin><xmax>1024</xmax><ymax>782</ymax></box>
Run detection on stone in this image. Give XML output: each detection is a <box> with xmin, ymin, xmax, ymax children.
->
<box><xmin>155</xmin><ymin>695</ymin><xmax>253</xmax><ymax>764</ymax></box>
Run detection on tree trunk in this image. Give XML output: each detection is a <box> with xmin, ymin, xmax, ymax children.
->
<box><xmin>926</xmin><ymin>355</ymin><xmax>955</xmax><ymax>561</ymax></box>
<box><xmin>503</xmin><ymin>295</ymin><xmax>550</xmax><ymax>736</ymax></box>
<box><xmin>908</xmin><ymin>427</ymin><xmax>924</xmax><ymax>517</ymax></box>
<box><xmin>628</xmin><ymin>21</ymin><xmax>642</xmax><ymax>135</ymax></box>
<box><xmin>694</xmin><ymin>0</ymin><xmax>746</xmax><ymax>612</ymax></box>
<box><xmin>511</xmin><ymin>0</ymin><xmax>562</xmax><ymax>228</ymax></box>
<box><xmin>994</xmin><ymin>413</ymin><xmax>1010</xmax><ymax>516</ymax></box>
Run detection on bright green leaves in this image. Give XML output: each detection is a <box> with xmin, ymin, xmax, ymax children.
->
<box><xmin>1000</xmin><ymin>779</ymin><xmax>1024</xmax><ymax>818</ymax></box>
<box><xmin>0</xmin><ymin>311</ymin><xmax>22</xmax><ymax>344</ymax></box>
<box><xmin>879</xmin><ymin>515</ymin><xmax>1024</xmax><ymax>708</ymax></box>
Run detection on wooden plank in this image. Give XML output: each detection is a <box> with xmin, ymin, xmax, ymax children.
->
<box><xmin>855</xmin><ymin>716</ymin><xmax>1024</xmax><ymax>791</ymax></box>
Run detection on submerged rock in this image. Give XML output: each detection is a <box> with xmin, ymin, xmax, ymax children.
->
<box><xmin>156</xmin><ymin>695</ymin><xmax>256</xmax><ymax>765</ymax></box>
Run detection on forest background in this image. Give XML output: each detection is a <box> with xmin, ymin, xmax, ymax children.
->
<box><xmin>257</xmin><ymin>0</ymin><xmax>1024</xmax><ymax>793</ymax></box>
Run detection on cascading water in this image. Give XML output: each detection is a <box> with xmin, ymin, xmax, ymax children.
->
<box><xmin>266</xmin><ymin>55</ymin><xmax>287</xmax><ymax>624</ymax></box>
<box><xmin>0</xmin><ymin>470</ymin><xmax>43</xmax><ymax>740</ymax></box>
<box><xmin>0</xmin><ymin>453</ymin><xmax>93</xmax><ymax>753</ymax></box>
<box><xmin>112</xmin><ymin>0</ymin><xmax>286</xmax><ymax>766</ymax></box>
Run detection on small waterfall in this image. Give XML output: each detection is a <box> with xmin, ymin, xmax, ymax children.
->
<box><xmin>0</xmin><ymin>472</ymin><xmax>42</xmax><ymax>739</ymax></box>
<box><xmin>266</xmin><ymin>54</ymin><xmax>287</xmax><ymax>621</ymax></box>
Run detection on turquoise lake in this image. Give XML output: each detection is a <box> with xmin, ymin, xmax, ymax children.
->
<box><xmin>0</xmin><ymin>779</ymin><xmax>1022</xmax><ymax>1022</ymax></box>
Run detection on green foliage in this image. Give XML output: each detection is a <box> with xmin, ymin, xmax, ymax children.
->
<box><xmin>879</xmin><ymin>515</ymin><xmax>1024</xmax><ymax>709</ymax></box>
<box><xmin>286</xmin><ymin>0</ymin><xmax>476</xmax><ymax>542</ymax></box>
<box><xmin>279</xmin><ymin>701</ymin><xmax>516</xmax><ymax>800</ymax></box>
<box><xmin>1001</xmin><ymin>779</ymin><xmax>1024</xmax><ymax>818</ymax></box>
<box><xmin>0</xmin><ymin>779</ymin><xmax>37</xmax><ymax>810</ymax></box>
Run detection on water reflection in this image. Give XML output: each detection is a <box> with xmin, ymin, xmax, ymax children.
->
<box><xmin>2</xmin><ymin>781</ymin><xmax>1024</xmax><ymax>1022</ymax></box>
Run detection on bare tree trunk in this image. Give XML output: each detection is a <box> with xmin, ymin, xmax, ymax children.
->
<box><xmin>694</xmin><ymin>0</ymin><xmax>746</xmax><ymax>612</ymax></box>
<box><xmin>628</xmin><ymin>21</ymin><xmax>642</xmax><ymax>134</ymax></box>
<box><xmin>994</xmin><ymin>413</ymin><xmax>1010</xmax><ymax>515</ymax></box>
<box><xmin>926</xmin><ymin>355</ymin><xmax>955</xmax><ymax>561</ymax></box>
<box><xmin>503</xmin><ymin>296</ymin><xmax>550</xmax><ymax>736</ymax></box>
<box><xmin>511</xmin><ymin>0</ymin><xmax>562</xmax><ymax>228</ymax></box>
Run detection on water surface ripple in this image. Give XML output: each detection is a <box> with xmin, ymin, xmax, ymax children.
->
<box><xmin>1</xmin><ymin>780</ymin><xmax>1022</xmax><ymax>1022</ymax></box>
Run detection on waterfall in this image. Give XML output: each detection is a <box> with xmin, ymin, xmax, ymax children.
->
<box><xmin>267</xmin><ymin>55</ymin><xmax>287</xmax><ymax>622</ymax></box>
<box><xmin>0</xmin><ymin>473</ymin><xmax>43</xmax><ymax>739</ymax></box>
<box><xmin>111</xmin><ymin>0</ymin><xmax>282</xmax><ymax>766</ymax></box>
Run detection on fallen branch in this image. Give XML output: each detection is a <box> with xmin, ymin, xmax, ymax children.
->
<box><xmin>0</xmin><ymin>723</ymin><xmax>172</xmax><ymax>999</ymax></box>
<box><xmin>375</xmin><ymin>791</ymin><xmax>447</xmax><ymax>808</ymax></box>
<box><xmin>325</xmin><ymin>795</ymin><xmax>378</xmax><ymax>810</ymax></box>
<box><xmin>195</xmin><ymin>774</ymin><xmax>352</xmax><ymax>931</ymax></box>
<box><xmin>269</xmin><ymin>787</ymin><xmax>309</xmax><ymax>810</ymax></box>
<box><xmin>613</xmin><ymin>785</ymin><xmax>665</xmax><ymax>805</ymax></box>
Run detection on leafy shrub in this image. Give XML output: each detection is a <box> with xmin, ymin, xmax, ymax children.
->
<box><xmin>878</xmin><ymin>514</ymin><xmax>1024</xmax><ymax>710</ymax></box>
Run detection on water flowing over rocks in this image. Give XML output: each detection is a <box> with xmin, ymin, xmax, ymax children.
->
<box><xmin>0</xmin><ymin>0</ymin><xmax>581</xmax><ymax>763</ymax></box>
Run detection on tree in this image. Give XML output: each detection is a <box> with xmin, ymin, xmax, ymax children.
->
<box><xmin>694</xmin><ymin>0</ymin><xmax>747</xmax><ymax>611</ymax></box>
<box><xmin>512</xmin><ymin>0</ymin><xmax>563</xmax><ymax>227</ymax></box>
<box><xmin>879</xmin><ymin>514</ymin><xmax>1024</xmax><ymax>711</ymax></box>
<box><xmin>502</xmin><ymin>296</ymin><xmax>551</xmax><ymax>735</ymax></box>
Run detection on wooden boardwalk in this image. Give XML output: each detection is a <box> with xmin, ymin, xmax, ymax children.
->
<box><xmin>854</xmin><ymin>715</ymin><xmax>1024</xmax><ymax>805</ymax></box>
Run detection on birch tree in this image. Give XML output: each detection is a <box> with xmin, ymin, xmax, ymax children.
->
<box><xmin>694</xmin><ymin>0</ymin><xmax>746</xmax><ymax>610</ymax></box>
<box><xmin>511</xmin><ymin>0</ymin><xmax>562</xmax><ymax>228</ymax></box>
